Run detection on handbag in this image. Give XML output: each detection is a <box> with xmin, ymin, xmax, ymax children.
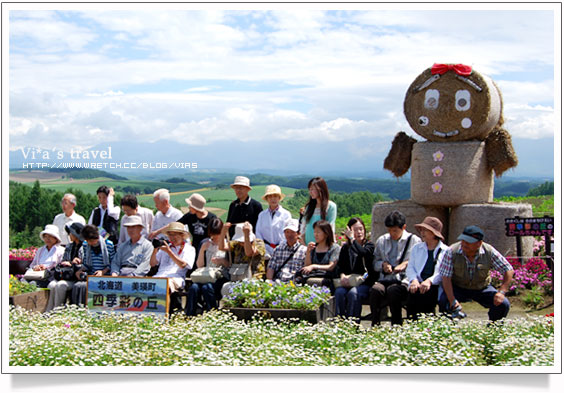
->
<box><xmin>379</xmin><ymin>234</ymin><xmax>412</xmax><ymax>284</ymax></box>
<box><xmin>54</xmin><ymin>264</ymin><xmax>80</xmax><ymax>281</ymax></box>
<box><xmin>333</xmin><ymin>273</ymin><xmax>366</xmax><ymax>288</ymax></box>
<box><xmin>23</xmin><ymin>269</ymin><xmax>50</xmax><ymax>281</ymax></box>
<box><xmin>229</xmin><ymin>263</ymin><xmax>251</xmax><ymax>281</ymax></box>
<box><xmin>191</xmin><ymin>267</ymin><xmax>223</xmax><ymax>284</ymax></box>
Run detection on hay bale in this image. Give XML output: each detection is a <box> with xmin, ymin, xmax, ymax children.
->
<box><xmin>383</xmin><ymin>131</ymin><xmax>418</xmax><ymax>177</ymax></box>
<box><xmin>371</xmin><ymin>200</ymin><xmax>448</xmax><ymax>241</ymax></box>
<box><xmin>449</xmin><ymin>202</ymin><xmax>533</xmax><ymax>257</ymax></box>
<box><xmin>485</xmin><ymin>126</ymin><xmax>518</xmax><ymax>177</ymax></box>
<box><xmin>404</xmin><ymin>67</ymin><xmax>502</xmax><ymax>142</ymax></box>
<box><xmin>411</xmin><ymin>141</ymin><xmax>493</xmax><ymax>206</ymax></box>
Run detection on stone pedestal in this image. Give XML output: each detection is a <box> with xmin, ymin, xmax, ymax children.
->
<box><xmin>411</xmin><ymin>141</ymin><xmax>494</xmax><ymax>206</ymax></box>
<box><xmin>371</xmin><ymin>200</ymin><xmax>448</xmax><ymax>241</ymax></box>
<box><xmin>449</xmin><ymin>202</ymin><xmax>534</xmax><ymax>257</ymax></box>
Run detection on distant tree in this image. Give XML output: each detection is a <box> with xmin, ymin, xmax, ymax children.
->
<box><xmin>527</xmin><ymin>181</ymin><xmax>554</xmax><ymax>197</ymax></box>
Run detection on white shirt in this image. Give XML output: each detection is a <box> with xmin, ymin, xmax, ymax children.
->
<box><xmin>118</xmin><ymin>206</ymin><xmax>155</xmax><ymax>245</ymax></box>
<box><xmin>30</xmin><ymin>245</ymin><xmax>65</xmax><ymax>270</ymax></box>
<box><xmin>52</xmin><ymin>211</ymin><xmax>86</xmax><ymax>245</ymax></box>
<box><xmin>406</xmin><ymin>240</ymin><xmax>449</xmax><ymax>286</ymax></box>
<box><xmin>154</xmin><ymin>241</ymin><xmax>195</xmax><ymax>279</ymax></box>
<box><xmin>373</xmin><ymin>230</ymin><xmax>421</xmax><ymax>271</ymax></box>
<box><xmin>255</xmin><ymin>205</ymin><xmax>292</xmax><ymax>258</ymax></box>
<box><xmin>88</xmin><ymin>194</ymin><xmax>121</xmax><ymax>224</ymax></box>
<box><xmin>152</xmin><ymin>206</ymin><xmax>183</xmax><ymax>237</ymax></box>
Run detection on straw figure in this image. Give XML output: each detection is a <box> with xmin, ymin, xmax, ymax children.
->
<box><xmin>373</xmin><ymin>63</ymin><xmax>532</xmax><ymax>255</ymax></box>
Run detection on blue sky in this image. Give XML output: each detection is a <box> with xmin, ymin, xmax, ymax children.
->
<box><xmin>6</xmin><ymin>5</ymin><xmax>558</xmax><ymax>177</ymax></box>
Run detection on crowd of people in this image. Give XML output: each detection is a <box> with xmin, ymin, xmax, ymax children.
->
<box><xmin>23</xmin><ymin>175</ymin><xmax>515</xmax><ymax>324</ymax></box>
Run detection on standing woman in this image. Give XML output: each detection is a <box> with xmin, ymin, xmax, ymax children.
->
<box><xmin>300</xmin><ymin>177</ymin><xmax>337</xmax><ymax>245</ymax></box>
<box><xmin>299</xmin><ymin>220</ymin><xmax>340</xmax><ymax>289</ymax></box>
<box><xmin>406</xmin><ymin>217</ymin><xmax>449</xmax><ymax>320</ymax></box>
<box><xmin>334</xmin><ymin>217</ymin><xmax>375</xmax><ymax>319</ymax></box>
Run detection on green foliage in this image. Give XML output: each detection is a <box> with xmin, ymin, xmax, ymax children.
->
<box><xmin>494</xmin><ymin>195</ymin><xmax>553</xmax><ymax>217</ymax></box>
<box><xmin>9</xmin><ymin>181</ymin><xmax>100</xmax><ymax>248</ymax></box>
<box><xmin>522</xmin><ymin>286</ymin><xmax>544</xmax><ymax>310</ymax></box>
<box><xmin>526</xmin><ymin>181</ymin><xmax>554</xmax><ymax>197</ymax></box>
<box><xmin>9</xmin><ymin>276</ymin><xmax>38</xmax><ymax>297</ymax></box>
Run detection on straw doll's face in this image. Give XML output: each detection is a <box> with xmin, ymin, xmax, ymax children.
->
<box><xmin>404</xmin><ymin>69</ymin><xmax>499</xmax><ymax>142</ymax></box>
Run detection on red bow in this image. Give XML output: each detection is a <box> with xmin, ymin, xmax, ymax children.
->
<box><xmin>431</xmin><ymin>63</ymin><xmax>472</xmax><ymax>76</ymax></box>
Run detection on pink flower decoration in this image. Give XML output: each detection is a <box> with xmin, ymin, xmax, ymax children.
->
<box><xmin>432</xmin><ymin>166</ymin><xmax>443</xmax><ymax>177</ymax></box>
<box><xmin>64</xmin><ymin>324</ymin><xmax>70</xmax><ymax>328</ymax></box>
<box><xmin>431</xmin><ymin>182</ymin><xmax>443</xmax><ymax>193</ymax></box>
<box><xmin>433</xmin><ymin>151</ymin><xmax>444</xmax><ymax>162</ymax></box>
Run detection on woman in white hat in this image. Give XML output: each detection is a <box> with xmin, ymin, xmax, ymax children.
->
<box><xmin>255</xmin><ymin>185</ymin><xmax>292</xmax><ymax>259</ymax></box>
<box><xmin>25</xmin><ymin>224</ymin><xmax>65</xmax><ymax>288</ymax></box>
<box><xmin>406</xmin><ymin>216</ymin><xmax>449</xmax><ymax>321</ymax></box>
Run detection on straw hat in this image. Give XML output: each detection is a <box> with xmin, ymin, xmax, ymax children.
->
<box><xmin>414</xmin><ymin>216</ymin><xmax>444</xmax><ymax>240</ymax></box>
<box><xmin>185</xmin><ymin>193</ymin><xmax>206</xmax><ymax>213</ymax></box>
<box><xmin>40</xmin><ymin>224</ymin><xmax>62</xmax><ymax>244</ymax></box>
<box><xmin>165</xmin><ymin>222</ymin><xmax>190</xmax><ymax>239</ymax></box>
<box><xmin>262</xmin><ymin>184</ymin><xmax>285</xmax><ymax>201</ymax></box>
<box><xmin>230</xmin><ymin>176</ymin><xmax>252</xmax><ymax>190</ymax></box>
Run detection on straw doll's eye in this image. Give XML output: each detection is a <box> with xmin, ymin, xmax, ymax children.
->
<box><xmin>424</xmin><ymin>89</ymin><xmax>439</xmax><ymax>109</ymax></box>
<box><xmin>455</xmin><ymin>90</ymin><xmax>471</xmax><ymax>111</ymax></box>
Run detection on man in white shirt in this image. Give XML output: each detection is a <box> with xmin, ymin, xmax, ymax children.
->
<box><xmin>148</xmin><ymin>188</ymin><xmax>183</xmax><ymax>240</ymax></box>
<box><xmin>88</xmin><ymin>186</ymin><xmax>121</xmax><ymax>245</ymax></box>
<box><xmin>255</xmin><ymin>185</ymin><xmax>292</xmax><ymax>259</ymax></box>
<box><xmin>52</xmin><ymin>193</ymin><xmax>86</xmax><ymax>245</ymax></box>
<box><xmin>118</xmin><ymin>194</ymin><xmax>154</xmax><ymax>246</ymax></box>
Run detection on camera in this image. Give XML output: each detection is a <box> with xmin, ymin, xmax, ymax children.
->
<box><xmin>152</xmin><ymin>238</ymin><xmax>168</xmax><ymax>248</ymax></box>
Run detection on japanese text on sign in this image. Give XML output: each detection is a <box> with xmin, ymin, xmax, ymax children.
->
<box><xmin>505</xmin><ymin>216</ymin><xmax>554</xmax><ymax>237</ymax></box>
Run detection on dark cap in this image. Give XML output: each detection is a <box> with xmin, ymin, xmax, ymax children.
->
<box><xmin>65</xmin><ymin>222</ymin><xmax>85</xmax><ymax>242</ymax></box>
<box><xmin>457</xmin><ymin>225</ymin><xmax>484</xmax><ymax>244</ymax></box>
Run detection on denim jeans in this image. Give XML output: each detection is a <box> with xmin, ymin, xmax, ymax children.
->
<box><xmin>438</xmin><ymin>284</ymin><xmax>510</xmax><ymax>321</ymax></box>
<box><xmin>185</xmin><ymin>282</ymin><xmax>217</xmax><ymax>316</ymax></box>
<box><xmin>335</xmin><ymin>284</ymin><xmax>370</xmax><ymax>318</ymax></box>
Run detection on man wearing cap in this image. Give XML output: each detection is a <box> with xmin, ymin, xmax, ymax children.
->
<box><xmin>439</xmin><ymin>225</ymin><xmax>514</xmax><ymax>321</ymax></box>
<box><xmin>255</xmin><ymin>185</ymin><xmax>292</xmax><ymax>259</ymax></box>
<box><xmin>53</xmin><ymin>193</ymin><xmax>86</xmax><ymax>246</ymax></box>
<box><xmin>118</xmin><ymin>194</ymin><xmax>154</xmax><ymax>246</ymax></box>
<box><xmin>111</xmin><ymin>215</ymin><xmax>154</xmax><ymax>277</ymax></box>
<box><xmin>148</xmin><ymin>188</ymin><xmax>183</xmax><ymax>240</ymax></box>
<box><xmin>176</xmin><ymin>193</ymin><xmax>217</xmax><ymax>258</ymax></box>
<box><xmin>150</xmin><ymin>222</ymin><xmax>195</xmax><ymax>312</ymax></box>
<box><xmin>266</xmin><ymin>218</ymin><xmax>307</xmax><ymax>282</ymax></box>
<box><xmin>406</xmin><ymin>217</ymin><xmax>449</xmax><ymax>320</ymax></box>
<box><xmin>226</xmin><ymin>176</ymin><xmax>263</xmax><ymax>238</ymax></box>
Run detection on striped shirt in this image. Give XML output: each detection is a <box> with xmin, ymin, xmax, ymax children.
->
<box><xmin>83</xmin><ymin>239</ymin><xmax>115</xmax><ymax>274</ymax></box>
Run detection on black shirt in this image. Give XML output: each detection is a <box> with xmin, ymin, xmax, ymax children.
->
<box><xmin>177</xmin><ymin>211</ymin><xmax>217</xmax><ymax>256</ymax></box>
<box><xmin>337</xmin><ymin>240</ymin><xmax>376</xmax><ymax>286</ymax></box>
<box><xmin>226</xmin><ymin>196</ymin><xmax>263</xmax><ymax>237</ymax></box>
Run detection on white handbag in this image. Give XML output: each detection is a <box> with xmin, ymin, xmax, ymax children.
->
<box><xmin>190</xmin><ymin>267</ymin><xmax>223</xmax><ymax>284</ymax></box>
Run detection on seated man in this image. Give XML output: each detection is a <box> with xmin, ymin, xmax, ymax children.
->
<box><xmin>150</xmin><ymin>222</ymin><xmax>195</xmax><ymax>313</ymax></box>
<box><xmin>438</xmin><ymin>225</ymin><xmax>514</xmax><ymax>321</ymax></box>
<box><xmin>118</xmin><ymin>194</ymin><xmax>154</xmax><ymax>246</ymax></box>
<box><xmin>52</xmin><ymin>193</ymin><xmax>86</xmax><ymax>246</ymax></box>
<box><xmin>369</xmin><ymin>210</ymin><xmax>421</xmax><ymax>325</ymax></box>
<box><xmin>266</xmin><ymin>219</ymin><xmax>306</xmax><ymax>282</ymax></box>
<box><xmin>111</xmin><ymin>215</ymin><xmax>154</xmax><ymax>277</ymax></box>
<box><xmin>256</xmin><ymin>185</ymin><xmax>292</xmax><ymax>260</ymax></box>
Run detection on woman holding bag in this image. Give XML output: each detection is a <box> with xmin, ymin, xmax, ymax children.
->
<box><xmin>334</xmin><ymin>217</ymin><xmax>375</xmax><ymax>319</ymax></box>
<box><xmin>297</xmin><ymin>220</ymin><xmax>340</xmax><ymax>290</ymax></box>
<box><xmin>24</xmin><ymin>224</ymin><xmax>65</xmax><ymax>288</ymax></box>
<box><xmin>185</xmin><ymin>218</ymin><xmax>230</xmax><ymax>316</ymax></box>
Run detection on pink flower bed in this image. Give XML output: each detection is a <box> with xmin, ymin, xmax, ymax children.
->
<box><xmin>490</xmin><ymin>256</ymin><xmax>553</xmax><ymax>294</ymax></box>
<box><xmin>9</xmin><ymin>247</ymin><xmax>37</xmax><ymax>261</ymax></box>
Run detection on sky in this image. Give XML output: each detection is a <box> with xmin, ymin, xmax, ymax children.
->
<box><xmin>4</xmin><ymin>3</ymin><xmax>559</xmax><ymax>177</ymax></box>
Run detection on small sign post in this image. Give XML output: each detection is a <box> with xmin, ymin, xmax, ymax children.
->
<box><xmin>86</xmin><ymin>276</ymin><xmax>170</xmax><ymax>317</ymax></box>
